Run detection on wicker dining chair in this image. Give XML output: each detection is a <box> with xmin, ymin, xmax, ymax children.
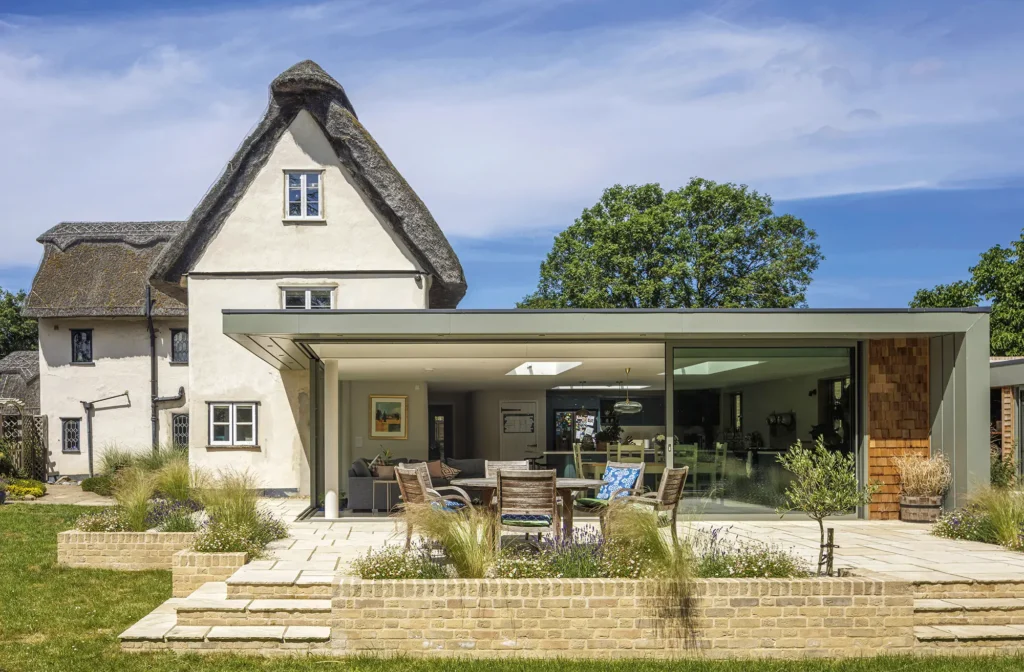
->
<box><xmin>395</xmin><ymin>463</ymin><xmax>474</xmax><ymax>549</ymax></box>
<box><xmin>607</xmin><ymin>466</ymin><xmax>689</xmax><ymax>544</ymax></box>
<box><xmin>494</xmin><ymin>469</ymin><xmax>559</xmax><ymax>552</ymax></box>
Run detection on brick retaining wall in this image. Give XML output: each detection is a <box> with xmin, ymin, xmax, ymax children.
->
<box><xmin>332</xmin><ymin>576</ymin><xmax>915</xmax><ymax>659</ymax></box>
<box><xmin>172</xmin><ymin>550</ymin><xmax>247</xmax><ymax>597</ymax></box>
<box><xmin>57</xmin><ymin>531</ymin><xmax>195</xmax><ymax>570</ymax></box>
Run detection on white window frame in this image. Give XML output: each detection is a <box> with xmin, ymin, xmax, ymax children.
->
<box><xmin>208</xmin><ymin>402</ymin><xmax>258</xmax><ymax>447</ymax></box>
<box><xmin>283</xmin><ymin>170</ymin><xmax>324</xmax><ymax>221</ymax></box>
<box><xmin>281</xmin><ymin>287</ymin><xmax>335</xmax><ymax>310</ymax></box>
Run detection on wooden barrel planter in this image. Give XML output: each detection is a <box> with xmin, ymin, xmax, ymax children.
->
<box><xmin>899</xmin><ymin>495</ymin><xmax>943</xmax><ymax>522</ymax></box>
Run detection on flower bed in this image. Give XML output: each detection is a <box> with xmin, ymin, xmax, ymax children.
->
<box><xmin>332</xmin><ymin>576</ymin><xmax>914</xmax><ymax>659</ymax></box>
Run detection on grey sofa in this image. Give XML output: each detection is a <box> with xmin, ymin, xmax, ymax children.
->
<box><xmin>347</xmin><ymin>457</ymin><xmax>486</xmax><ymax>511</ymax></box>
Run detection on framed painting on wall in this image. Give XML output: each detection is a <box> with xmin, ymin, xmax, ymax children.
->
<box><xmin>370</xmin><ymin>395</ymin><xmax>408</xmax><ymax>440</ymax></box>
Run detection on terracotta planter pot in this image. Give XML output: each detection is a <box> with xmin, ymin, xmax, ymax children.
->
<box><xmin>899</xmin><ymin>495</ymin><xmax>943</xmax><ymax>523</ymax></box>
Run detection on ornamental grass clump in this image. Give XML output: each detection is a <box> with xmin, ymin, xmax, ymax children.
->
<box><xmin>113</xmin><ymin>467</ymin><xmax>156</xmax><ymax>531</ymax></box>
<box><xmin>99</xmin><ymin>445</ymin><xmax>138</xmax><ymax>475</ymax></box>
<box><xmin>191</xmin><ymin>470</ymin><xmax>287</xmax><ymax>557</ymax></box>
<box><xmin>398</xmin><ymin>503</ymin><xmax>495</xmax><ymax>578</ymax></box>
<box><xmin>602</xmin><ymin>502</ymin><xmax>697</xmax><ymax>645</ymax></box>
<box><xmin>933</xmin><ymin>486</ymin><xmax>1024</xmax><ymax>553</ymax></box>
<box><xmin>891</xmin><ymin>453</ymin><xmax>952</xmax><ymax>497</ymax></box>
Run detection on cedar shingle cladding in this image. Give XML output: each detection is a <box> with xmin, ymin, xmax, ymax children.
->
<box><xmin>868</xmin><ymin>338</ymin><xmax>931</xmax><ymax>520</ymax></box>
<box><xmin>24</xmin><ymin>222</ymin><xmax>187</xmax><ymax>318</ymax></box>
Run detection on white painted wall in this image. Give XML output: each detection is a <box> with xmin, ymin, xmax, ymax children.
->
<box><xmin>192</xmin><ymin>110</ymin><xmax>422</xmax><ymax>274</ymax></box>
<box><xmin>343</xmin><ymin>380</ymin><xmax>429</xmax><ymax>467</ymax></box>
<box><xmin>470</xmin><ymin>389</ymin><xmax>547</xmax><ymax>461</ymax></box>
<box><xmin>187</xmin><ymin>275</ymin><xmax>426</xmax><ymax>490</ymax></box>
<box><xmin>39</xmin><ymin>316</ymin><xmax>188</xmax><ymax>477</ymax></box>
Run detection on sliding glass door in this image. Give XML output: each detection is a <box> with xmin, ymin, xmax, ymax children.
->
<box><xmin>671</xmin><ymin>346</ymin><xmax>856</xmax><ymax>516</ymax></box>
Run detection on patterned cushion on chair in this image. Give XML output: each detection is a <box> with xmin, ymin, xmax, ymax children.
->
<box><xmin>430</xmin><ymin>499</ymin><xmax>466</xmax><ymax>511</ymax></box>
<box><xmin>500</xmin><ymin>514</ymin><xmax>552</xmax><ymax>527</ymax></box>
<box><xmin>596</xmin><ymin>466</ymin><xmax>641</xmax><ymax>500</ymax></box>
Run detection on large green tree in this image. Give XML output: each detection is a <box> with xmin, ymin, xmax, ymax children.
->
<box><xmin>910</xmin><ymin>231</ymin><xmax>1024</xmax><ymax>356</ymax></box>
<box><xmin>518</xmin><ymin>179</ymin><xmax>824</xmax><ymax>309</ymax></box>
<box><xmin>0</xmin><ymin>288</ymin><xmax>37</xmax><ymax>359</ymax></box>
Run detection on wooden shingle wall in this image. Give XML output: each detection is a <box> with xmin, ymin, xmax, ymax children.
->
<box><xmin>868</xmin><ymin>338</ymin><xmax>930</xmax><ymax>520</ymax></box>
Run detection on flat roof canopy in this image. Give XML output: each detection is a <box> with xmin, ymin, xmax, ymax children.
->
<box><xmin>222</xmin><ymin>308</ymin><xmax>989</xmax><ymax>372</ymax></box>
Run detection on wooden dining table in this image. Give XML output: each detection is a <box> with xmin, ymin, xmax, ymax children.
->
<box><xmin>450</xmin><ymin>476</ymin><xmax>606</xmax><ymax>537</ymax></box>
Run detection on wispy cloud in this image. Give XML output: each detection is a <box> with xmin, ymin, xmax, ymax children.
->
<box><xmin>0</xmin><ymin>0</ymin><xmax>1022</xmax><ymax>272</ymax></box>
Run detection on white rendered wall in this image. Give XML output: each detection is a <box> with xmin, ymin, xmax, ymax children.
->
<box><xmin>38</xmin><ymin>316</ymin><xmax>188</xmax><ymax>477</ymax></box>
<box><xmin>191</xmin><ymin>110</ymin><xmax>422</xmax><ymax>275</ymax></box>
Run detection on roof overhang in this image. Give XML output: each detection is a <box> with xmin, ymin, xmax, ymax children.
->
<box><xmin>222</xmin><ymin>308</ymin><xmax>990</xmax><ymax>371</ymax></box>
<box><xmin>991</xmin><ymin>358</ymin><xmax>1024</xmax><ymax>388</ymax></box>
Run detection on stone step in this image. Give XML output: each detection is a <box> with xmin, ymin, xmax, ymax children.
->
<box><xmin>224</xmin><ymin>571</ymin><xmax>336</xmax><ymax>599</ymax></box>
<box><xmin>912</xmin><ymin>581</ymin><xmax>1024</xmax><ymax>601</ymax></box>
<box><xmin>176</xmin><ymin>599</ymin><xmax>333</xmax><ymax>627</ymax></box>
<box><xmin>915</xmin><ymin>624</ymin><xmax>1024</xmax><ymax>642</ymax></box>
<box><xmin>914</xmin><ymin>597</ymin><xmax>1024</xmax><ymax>626</ymax></box>
<box><xmin>120</xmin><ymin>624</ymin><xmax>332</xmax><ymax>652</ymax></box>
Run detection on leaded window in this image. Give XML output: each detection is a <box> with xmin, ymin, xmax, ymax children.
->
<box><xmin>71</xmin><ymin>329</ymin><xmax>92</xmax><ymax>363</ymax></box>
<box><xmin>172</xmin><ymin>413</ymin><xmax>189</xmax><ymax>448</ymax></box>
<box><xmin>171</xmin><ymin>329</ymin><xmax>189</xmax><ymax>363</ymax></box>
<box><xmin>62</xmin><ymin>418</ymin><xmax>81</xmax><ymax>453</ymax></box>
<box><xmin>284</xmin><ymin>171</ymin><xmax>322</xmax><ymax>219</ymax></box>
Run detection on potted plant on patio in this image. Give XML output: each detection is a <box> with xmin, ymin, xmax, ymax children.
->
<box><xmin>892</xmin><ymin>453</ymin><xmax>951</xmax><ymax>523</ymax></box>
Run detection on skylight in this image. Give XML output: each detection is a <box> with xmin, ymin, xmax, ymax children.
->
<box><xmin>674</xmin><ymin>360</ymin><xmax>764</xmax><ymax>376</ymax></box>
<box><xmin>506</xmin><ymin>361</ymin><xmax>583</xmax><ymax>376</ymax></box>
<box><xmin>551</xmin><ymin>384</ymin><xmax>650</xmax><ymax>390</ymax></box>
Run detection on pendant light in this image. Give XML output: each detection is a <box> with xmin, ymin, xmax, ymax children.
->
<box><xmin>613</xmin><ymin>367</ymin><xmax>643</xmax><ymax>415</ymax></box>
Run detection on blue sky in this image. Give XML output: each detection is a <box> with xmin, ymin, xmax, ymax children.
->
<box><xmin>1</xmin><ymin>0</ymin><xmax>1022</xmax><ymax>308</ymax></box>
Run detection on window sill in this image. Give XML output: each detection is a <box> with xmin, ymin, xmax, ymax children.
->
<box><xmin>282</xmin><ymin>218</ymin><xmax>327</xmax><ymax>226</ymax></box>
<box><xmin>206</xmin><ymin>445</ymin><xmax>261</xmax><ymax>451</ymax></box>
<box><xmin>62</xmin><ymin>450</ymin><xmax>81</xmax><ymax>454</ymax></box>
<box><xmin>169</xmin><ymin>361</ymin><xmax>189</xmax><ymax>366</ymax></box>
<box><xmin>70</xmin><ymin>362</ymin><xmax>95</xmax><ymax>367</ymax></box>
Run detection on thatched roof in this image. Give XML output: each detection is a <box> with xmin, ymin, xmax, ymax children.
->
<box><xmin>150</xmin><ymin>60</ymin><xmax>466</xmax><ymax>308</ymax></box>
<box><xmin>0</xmin><ymin>350</ymin><xmax>40</xmax><ymax>413</ymax></box>
<box><xmin>24</xmin><ymin>221</ymin><xmax>187</xmax><ymax>318</ymax></box>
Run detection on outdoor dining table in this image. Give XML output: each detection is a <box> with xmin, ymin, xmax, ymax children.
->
<box><xmin>450</xmin><ymin>476</ymin><xmax>606</xmax><ymax>537</ymax></box>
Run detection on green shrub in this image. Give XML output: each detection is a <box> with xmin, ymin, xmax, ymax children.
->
<box><xmin>352</xmin><ymin>544</ymin><xmax>448</xmax><ymax>579</ymax></box>
<box><xmin>690</xmin><ymin>527</ymin><xmax>811</xmax><ymax>578</ymax></box>
<box><xmin>75</xmin><ymin>508</ymin><xmax>126</xmax><ymax>532</ymax></box>
<box><xmin>0</xmin><ymin>442</ymin><xmax>21</xmax><ymax>478</ymax></box>
<box><xmin>113</xmin><ymin>468</ymin><xmax>155</xmax><ymax>531</ymax></box>
<box><xmin>80</xmin><ymin>474</ymin><xmax>114</xmax><ymax>496</ymax></box>
<box><xmin>99</xmin><ymin>445</ymin><xmax>139</xmax><ymax>475</ymax></box>
<box><xmin>5</xmin><ymin>478</ymin><xmax>46</xmax><ymax>499</ymax></box>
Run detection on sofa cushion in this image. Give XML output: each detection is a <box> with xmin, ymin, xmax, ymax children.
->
<box><xmin>444</xmin><ymin>457</ymin><xmax>485</xmax><ymax>479</ymax></box>
<box><xmin>426</xmin><ymin>460</ymin><xmax>445</xmax><ymax>479</ymax></box>
<box><xmin>440</xmin><ymin>462</ymin><xmax>461</xmax><ymax>480</ymax></box>
<box><xmin>351</xmin><ymin>459</ymin><xmax>372</xmax><ymax>478</ymax></box>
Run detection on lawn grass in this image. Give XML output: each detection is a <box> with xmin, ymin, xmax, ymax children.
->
<box><xmin>3</xmin><ymin>503</ymin><xmax>1024</xmax><ymax>671</ymax></box>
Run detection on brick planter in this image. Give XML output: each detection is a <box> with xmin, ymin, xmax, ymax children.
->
<box><xmin>172</xmin><ymin>550</ymin><xmax>248</xmax><ymax>597</ymax></box>
<box><xmin>57</xmin><ymin>531</ymin><xmax>195</xmax><ymax>571</ymax></box>
<box><xmin>900</xmin><ymin>495</ymin><xmax>943</xmax><ymax>523</ymax></box>
<box><xmin>333</xmin><ymin>576</ymin><xmax>915</xmax><ymax>659</ymax></box>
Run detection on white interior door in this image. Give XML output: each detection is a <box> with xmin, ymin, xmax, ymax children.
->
<box><xmin>499</xmin><ymin>401</ymin><xmax>539</xmax><ymax>460</ymax></box>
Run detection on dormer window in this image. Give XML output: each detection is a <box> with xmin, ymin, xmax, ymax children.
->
<box><xmin>284</xmin><ymin>171</ymin><xmax>322</xmax><ymax>220</ymax></box>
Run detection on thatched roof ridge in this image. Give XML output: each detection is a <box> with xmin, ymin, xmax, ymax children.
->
<box><xmin>24</xmin><ymin>221</ymin><xmax>187</xmax><ymax>318</ymax></box>
<box><xmin>0</xmin><ymin>351</ymin><xmax>38</xmax><ymax>382</ymax></box>
<box><xmin>150</xmin><ymin>60</ymin><xmax>466</xmax><ymax>307</ymax></box>
<box><xmin>0</xmin><ymin>351</ymin><xmax>40</xmax><ymax>413</ymax></box>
